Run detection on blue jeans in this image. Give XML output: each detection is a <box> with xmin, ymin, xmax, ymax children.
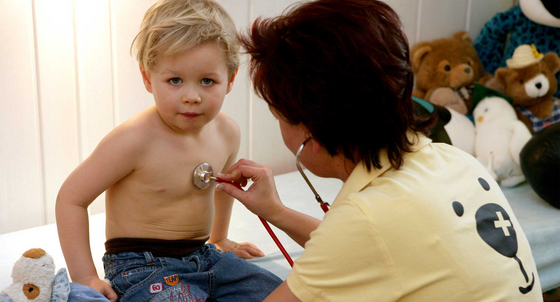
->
<box><xmin>103</xmin><ymin>244</ymin><xmax>282</xmax><ymax>302</ymax></box>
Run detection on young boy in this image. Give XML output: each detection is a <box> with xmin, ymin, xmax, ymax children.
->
<box><xmin>56</xmin><ymin>0</ymin><xmax>282</xmax><ymax>301</ymax></box>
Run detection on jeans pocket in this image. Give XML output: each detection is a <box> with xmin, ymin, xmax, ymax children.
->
<box><xmin>112</xmin><ymin>265</ymin><xmax>162</xmax><ymax>296</ymax></box>
<box><xmin>148</xmin><ymin>283</ymin><xmax>207</xmax><ymax>302</ymax></box>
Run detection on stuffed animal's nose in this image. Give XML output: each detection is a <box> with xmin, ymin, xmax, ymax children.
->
<box><xmin>535</xmin><ymin>83</ymin><xmax>542</xmax><ymax>89</ymax></box>
<box><xmin>464</xmin><ymin>67</ymin><xmax>471</xmax><ymax>74</ymax></box>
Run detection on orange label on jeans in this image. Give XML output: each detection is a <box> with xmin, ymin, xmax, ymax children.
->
<box><xmin>164</xmin><ymin>274</ymin><xmax>179</xmax><ymax>286</ymax></box>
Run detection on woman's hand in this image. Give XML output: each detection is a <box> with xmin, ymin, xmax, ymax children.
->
<box><xmin>216</xmin><ymin>159</ymin><xmax>286</xmax><ymax>223</ymax></box>
<box><xmin>213</xmin><ymin>238</ymin><xmax>265</xmax><ymax>259</ymax></box>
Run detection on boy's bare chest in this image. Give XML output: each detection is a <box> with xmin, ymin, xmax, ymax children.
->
<box><xmin>132</xmin><ymin>138</ymin><xmax>230</xmax><ymax>196</ymax></box>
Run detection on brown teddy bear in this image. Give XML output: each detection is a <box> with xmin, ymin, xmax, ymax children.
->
<box><xmin>411</xmin><ymin>31</ymin><xmax>491</xmax><ymax>114</ymax></box>
<box><xmin>495</xmin><ymin>44</ymin><xmax>560</xmax><ymax>134</ymax></box>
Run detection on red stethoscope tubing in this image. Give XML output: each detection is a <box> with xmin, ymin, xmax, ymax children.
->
<box><xmin>216</xmin><ymin>177</ymin><xmax>295</xmax><ymax>267</ymax></box>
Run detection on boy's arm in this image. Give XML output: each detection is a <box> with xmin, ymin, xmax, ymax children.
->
<box><xmin>208</xmin><ymin>118</ymin><xmax>264</xmax><ymax>259</ymax></box>
<box><xmin>56</xmin><ymin>126</ymin><xmax>142</xmax><ymax>298</ymax></box>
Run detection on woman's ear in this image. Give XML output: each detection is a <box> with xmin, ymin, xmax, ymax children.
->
<box><xmin>140</xmin><ymin>65</ymin><xmax>153</xmax><ymax>93</ymax></box>
<box><xmin>311</xmin><ymin>137</ymin><xmax>322</xmax><ymax>154</ymax></box>
<box><xmin>226</xmin><ymin>68</ymin><xmax>239</xmax><ymax>94</ymax></box>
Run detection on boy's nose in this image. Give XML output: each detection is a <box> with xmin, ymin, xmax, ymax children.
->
<box><xmin>182</xmin><ymin>92</ymin><xmax>202</xmax><ymax>104</ymax></box>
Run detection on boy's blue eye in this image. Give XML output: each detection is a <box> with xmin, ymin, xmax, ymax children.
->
<box><xmin>201</xmin><ymin>78</ymin><xmax>214</xmax><ymax>85</ymax></box>
<box><xmin>169</xmin><ymin>78</ymin><xmax>182</xmax><ymax>85</ymax></box>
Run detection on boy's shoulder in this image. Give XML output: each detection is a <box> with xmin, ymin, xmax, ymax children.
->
<box><xmin>213</xmin><ymin>112</ymin><xmax>240</xmax><ymax>139</ymax></box>
<box><xmin>102</xmin><ymin>106</ymin><xmax>160</xmax><ymax>147</ymax></box>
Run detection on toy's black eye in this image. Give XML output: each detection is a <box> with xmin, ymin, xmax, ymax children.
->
<box><xmin>467</xmin><ymin>61</ymin><xmax>472</xmax><ymax>66</ymax></box>
<box><xmin>29</xmin><ymin>288</ymin><xmax>33</xmax><ymax>292</ymax></box>
<box><xmin>520</xmin><ymin>79</ymin><xmax>524</xmax><ymax>84</ymax></box>
<box><xmin>444</xmin><ymin>65</ymin><xmax>451</xmax><ymax>71</ymax></box>
<box><xmin>485</xmin><ymin>108</ymin><xmax>488</xmax><ymax>112</ymax></box>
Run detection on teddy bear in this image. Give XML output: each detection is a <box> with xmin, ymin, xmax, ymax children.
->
<box><xmin>411</xmin><ymin>31</ymin><xmax>492</xmax><ymax>114</ymax></box>
<box><xmin>474</xmin><ymin>0</ymin><xmax>560</xmax><ymax>98</ymax></box>
<box><xmin>473</xmin><ymin>96</ymin><xmax>532</xmax><ymax>187</ymax></box>
<box><xmin>0</xmin><ymin>249</ymin><xmax>70</xmax><ymax>302</ymax></box>
<box><xmin>495</xmin><ymin>44</ymin><xmax>560</xmax><ymax>134</ymax></box>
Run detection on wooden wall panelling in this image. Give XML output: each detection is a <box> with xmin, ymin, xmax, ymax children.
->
<box><xmin>111</xmin><ymin>0</ymin><xmax>156</xmax><ymax>125</ymax></box>
<box><xmin>74</xmin><ymin>0</ymin><xmax>115</xmax><ymax>215</ymax></box>
<box><xmin>0</xmin><ymin>1</ymin><xmax>45</xmax><ymax>234</ymax></box>
<box><xmin>383</xmin><ymin>0</ymin><xmax>421</xmax><ymax>47</ymax></box>
<box><xmin>417</xmin><ymin>0</ymin><xmax>469</xmax><ymax>42</ymax></box>
<box><xmin>216</xmin><ymin>0</ymin><xmax>251</xmax><ymax>162</ymax></box>
<box><xmin>468</xmin><ymin>0</ymin><xmax>516</xmax><ymax>41</ymax></box>
<box><xmin>34</xmin><ymin>0</ymin><xmax>80</xmax><ymax>224</ymax></box>
<box><xmin>250</xmin><ymin>0</ymin><xmax>303</xmax><ymax>176</ymax></box>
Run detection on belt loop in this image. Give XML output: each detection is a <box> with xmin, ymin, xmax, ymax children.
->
<box><xmin>144</xmin><ymin>251</ymin><xmax>155</xmax><ymax>264</ymax></box>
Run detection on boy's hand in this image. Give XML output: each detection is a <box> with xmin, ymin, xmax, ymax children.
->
<box><xmin>85</xmin><ymin>277</ymin><xmax>118</xmax><ymax>302</ymax></box>
<box><xmin>213</xmin><ymin>238</ymin><xmax>265</xmax><ymax>259</ymax></box>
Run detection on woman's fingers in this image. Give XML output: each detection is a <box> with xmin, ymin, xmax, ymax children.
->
<box><xmin>219</xmin><ymin>162</ymin><xmax>271</xmax><ymax>187</ymax></box>
<box><xmin>218</xmin><ymin>159</ymin><xmax>284</xmax><ymax>221</ymax></box>
<box><xmin>225</xmin><ymin>158</ymin><xmax>262</xmax><ymax>174</ymax></box>
<box><xmin>216</xmin><ymin>181</ymin><xmax>248</xmax><ymax>202</ymax></box>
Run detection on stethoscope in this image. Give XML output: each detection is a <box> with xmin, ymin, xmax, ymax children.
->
<box><xmin>192</xmin><ymin>136</ymin><xmax>329</xmax><ymax>267</ymax></box>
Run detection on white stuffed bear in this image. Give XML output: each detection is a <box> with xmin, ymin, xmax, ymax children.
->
<box><xmin>0</xmin><ymin>249</ymin><xmax>70</xmax><ymax>302</ymax></box>
<box><xmin>473</xmin><ymin>96</ymin><xmax>532</xmax><ymax>187</ymax></box>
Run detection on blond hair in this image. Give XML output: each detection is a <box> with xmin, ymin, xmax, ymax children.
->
<box><xmin>132</xmin><ymin>0</ymin><xmax>240</xmax><ymax>75</ymax></box>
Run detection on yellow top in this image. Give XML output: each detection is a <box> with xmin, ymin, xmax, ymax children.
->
<box><xmin>287</xmin><ymin>134</ymin><xmax>542</xmax><ymax>301</ymax></box>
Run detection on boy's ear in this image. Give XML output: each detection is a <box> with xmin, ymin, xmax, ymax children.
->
<box><xmin>140</xmin><ymin>65</ymin><xmax>153</xmax><ymax>93</ymax></box>
<box><xmin>226</xmin><ymin>68</ymin><xmax>239</xmax><ymax>94</ymax></box>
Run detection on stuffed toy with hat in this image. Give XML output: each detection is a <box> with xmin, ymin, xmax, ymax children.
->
<box><xmin>474</xmin><ymin>0</ymin><xmax>560</xmax><ymax>98</ymax></box>
<box><xmin>473</xmin><ymin>96</ymin><xmax>532</xmax><ymax>187</ymax></box>
<box><xmin>495</xmin><ymin>44</ymin><xmax>560</xmax><ymax>134</ymax></box>
<box><xmin>0</xmin><ymin>249</ymin><xmax>70</xmax><ymax>302</ymax></box>
<box><xmin>411</xmin><ymin>31</ymin><xmax>492</xmax><ymax>114</ymax></box>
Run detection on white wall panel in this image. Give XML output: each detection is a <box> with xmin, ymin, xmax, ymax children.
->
<box><xmin>0</xmin><ymin>1</ymin><xmax>45</xmax><ymax>233</ymax></box>
<box><xmin>111</xmin><ymin>0</ymin><xmax>156</xmax><ymax>125</ymax></box>
<box><xmin>468</xmin><ymin>0</ymin><xmax>515</xmax><ymax>41</ymax></box>
<box><xmin>417</xmin><ymin>0</ymin><xmax>469</xmax><ymax>42</ymax></box>
<box><xmin>74</xmin><ymin>0</ymin><xmax>115</xmax><ymax>215</ymax></box>
<box><xmin>216</xmin><ymin>0</ymin><xmax>251</xmax><ymax>161</ymax></box>
<box><xmin>34</xmin><ymin>0</ymin><xmax>80</xmax><ymax>224</ymax></box>
<box><xmin>250</xmin><ymin>0</ymin><xmax>302</xmax><ymax>175</ymax></box>
<box><xmin>383</xmin><ymin>0</ymin><xmax>421</xmax><ymax>46</ymax></box>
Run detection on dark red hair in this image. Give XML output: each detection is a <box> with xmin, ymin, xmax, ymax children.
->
<box><xmin>239</xmin><ymin>0</ymin><xmax>432</xmax><ymax>170</ymax></box>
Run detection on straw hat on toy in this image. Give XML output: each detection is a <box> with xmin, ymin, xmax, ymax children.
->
<box><xmin>506</xmin><ymin>44</ymin><xmax>544</xmax><ymax>69</ymax></box>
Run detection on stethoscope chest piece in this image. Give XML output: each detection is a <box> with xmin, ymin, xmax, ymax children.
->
<box><xmin>193</xmin><ymin>162</ymin><xmax>214</xmax><ymax>190</ymax></box>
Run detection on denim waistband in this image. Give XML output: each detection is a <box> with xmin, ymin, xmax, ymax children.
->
<box><xmin>105</xmin><ymin>237</ymin><xmax>209</xmax><ymax>259</ymax></box>
<box><xmin>102</xmin><ymin>244</ymin><xmax>217</xmax><ymax>278</ymax></box>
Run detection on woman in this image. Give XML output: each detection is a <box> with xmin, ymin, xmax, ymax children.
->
<box><xmin>217</xmin><ymin>0</ymin><xmax>542</xmax><ymax>301</ymax></box>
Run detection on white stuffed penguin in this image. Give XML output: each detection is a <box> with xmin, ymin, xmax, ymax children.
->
<box><xmin>474</xmin><ymin>97</ymin><xmax>532</xmax><ymax>187</ymax></box>
<box><xmin>1</xmin><ymin>249</ymin><xmax>55</xmax><ymax>302</ymax></box>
